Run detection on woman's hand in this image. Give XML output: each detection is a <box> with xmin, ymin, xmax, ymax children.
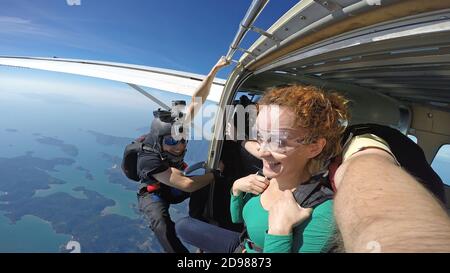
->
<box><xmin>186</xmin><ymin>56</ymin><xmax>230</xmax><ymax>123</ymax></box>
<box><xmin>212</xmin><ymin>56</ymin><xmax>230</xmax><ymax>71</ymax></box>
<box><xmin>232</xmin><ymin>174</ymin><xmax>269</xmax><ymax>196</ymax></box>
<box><xmin>268</xmin><ymin>191</ymin><xmax>313</xmax><ymax>235</ymax></box>
<box><xmin>242</xmin><ymin>140</ymin><xmax>262</xmax><ymax>159</ymax></box>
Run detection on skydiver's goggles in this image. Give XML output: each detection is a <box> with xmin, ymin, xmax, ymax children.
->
<box><xmin>163</xmin><ymin>135</ymin><xmax>188</xmax><ymax>146</ymax></box>
<box><xmin>256</xmin><ymin>129</ymin><xmax>311</xmax><ymax>154</ymax></box>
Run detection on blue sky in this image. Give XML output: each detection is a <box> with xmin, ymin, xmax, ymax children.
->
<box><xmin>0</xmin><ymin>0</ymin><xmax>299</xmax><ymax>78</ymax></box>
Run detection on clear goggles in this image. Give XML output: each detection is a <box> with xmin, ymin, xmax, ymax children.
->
<box><xmin>255</xmin><ymin>129</ymin><xmax>310</xmax><ymax>154</ymax></box>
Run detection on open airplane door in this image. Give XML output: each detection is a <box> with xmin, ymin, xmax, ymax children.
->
<box><xmin>201</xmin><ymin>0</ymin><xmax>450</xmax><ymax>229</ymax></box>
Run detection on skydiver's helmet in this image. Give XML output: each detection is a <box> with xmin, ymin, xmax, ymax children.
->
<box><xmin>145</xmin><ymin>100</ymin><xmax>187</xmax><ymax>167</ymax></box>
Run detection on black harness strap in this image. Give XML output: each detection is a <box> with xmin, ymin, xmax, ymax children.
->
<box><xmin>141</xmin><ymin>143</ymin><xmax>163</xmax><ymax>157</ymax></box>
<box><xmin>235</xmin><ymin>175</ymin><xmax>334</xmax><ymax>253</ymax></box>
<box><xmin>293</xmin><ymin>175</ymin><xmax>334</xmax><ymax>209</ymax></box>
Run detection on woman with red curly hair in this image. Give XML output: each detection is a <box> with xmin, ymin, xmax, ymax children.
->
<box><xmin>176</xmin><ymin>85</ymin><xmax>349</xmax><ymax>253</ymax></box>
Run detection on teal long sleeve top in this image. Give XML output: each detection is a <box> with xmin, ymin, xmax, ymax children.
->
<box><xmin>230</xmin><ymin>192</ymin><xmax>336</xmax><ymax>253</ymax></box>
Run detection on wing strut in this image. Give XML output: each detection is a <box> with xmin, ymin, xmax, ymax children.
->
<box><xmin>225</xmin><ymin>0</ymin><xmax>270</xmax><ymax>62</ymax></box>
<box><xmin>127</xmin><ymin>83</ymin><xmax>171</xmax><ymax>110</ymax></box>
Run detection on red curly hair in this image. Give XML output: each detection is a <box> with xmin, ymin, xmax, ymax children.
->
<box><xmin>259</xmin><ymin>84</ymin><xmax>349</xmax><ymax>174</ymax></box>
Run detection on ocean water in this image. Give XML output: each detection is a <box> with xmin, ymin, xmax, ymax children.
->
<box><xmin>0</xmin><ymin>105</ymin><xmax>141</xmax><ymax>249</ymax></box>
<box><xmin>0</xmin><ymin>70</ymin><xmax>213</xmax><ymax>252</ymax></box>
<box><xmin>0</xmin><ymin>97</ymin><xmax>144</xmax><ymax>218</ymax></box>
<box><xmin>0</xmin><ymin>212</ymin><xmax>71</xmax><ymax>253</ymax></box>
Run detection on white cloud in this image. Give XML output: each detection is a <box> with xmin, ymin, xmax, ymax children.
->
<box><xmin>0</xmin><ymin>16</ymin><xmax>31</xmax><ymax>24</ymax></box>
<box><xmin>0</xmin><ymin>13</ymin><xmax>187</xmax><ymax>70</ymax></box>
<box><xmin>0</xmin><ymin>74</ymin><xmax>162</xmax><ymax>110</ymax></box>
<box><xmin>0</xmin><ymin>16</ymin><xmax>57</xmax><ymax>38</ymax></box>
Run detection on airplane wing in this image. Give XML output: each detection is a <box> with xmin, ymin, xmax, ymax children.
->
<box><xmin>0</xmin><ymin>56</ymin><xmax>226</xmax><ymax>103</ymax></box>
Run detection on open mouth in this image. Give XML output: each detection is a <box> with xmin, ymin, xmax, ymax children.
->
<box><xmin>263</xmin><ymin>160</ymin><xmax>281</xmax><ymax>171</ymax></box>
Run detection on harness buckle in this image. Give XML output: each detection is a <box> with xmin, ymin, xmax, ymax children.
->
<box><xmin>244</xmin><ymin>238</ymin><xmax>263</xmax><ymax>252</ymax></box>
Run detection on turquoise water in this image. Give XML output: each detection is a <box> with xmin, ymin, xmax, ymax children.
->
<box><xmin>0</xmin><ymin>69</ymin><xmax>206</xmax><ymax>252</ymax></box>
<box><xmin>31</xmin><ymin>129</ymin><xmax>140</xmax><ymax>218</ymax></box>
<box><xmin>0</xmin><ymin>105</ymin><xmax>142</xmax><ymax>218</ymax></box>
<box><xmin>0</xmin><ymin>72</ymin><xmax>156</xmax><ymax>251</ymax></box>
<box><xmin>0</xmin><ymin>213</ymin><xmax>71</xmax><ymax>253</ymax></box>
